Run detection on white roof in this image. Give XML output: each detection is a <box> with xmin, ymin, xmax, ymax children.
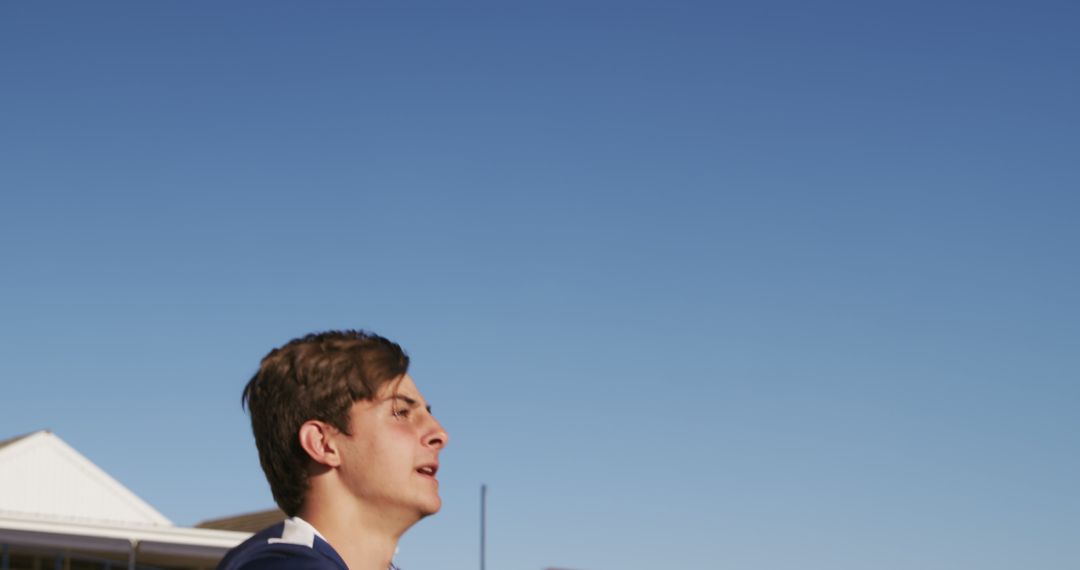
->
<box><xmin>0</xmin><ymin>513</ymin><xmax>247</xmax><ymax>555</ymax></box>
<box><xmin>0</xmin><ymin>430</ymin><xmax>172</xmax><ymax>527</ymax></box>
<box><xmin>0</xmin><ymin>430</ymin><xmax>251</xmax><ymax>562</ymax></box>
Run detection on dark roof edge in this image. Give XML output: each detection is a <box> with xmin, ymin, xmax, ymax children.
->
<box><xmin>0</xmin><ymin>429</ymin><xmax>49</xmax><ymax>451</ymax></box>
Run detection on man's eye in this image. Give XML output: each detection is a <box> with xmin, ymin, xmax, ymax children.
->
<box><xmin>393</xmin><ymin>408</ymin><xmax>411</xmax><ymax>419</ymax></box>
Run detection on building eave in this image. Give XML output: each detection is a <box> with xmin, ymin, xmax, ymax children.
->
<box><xmin>0</xmin><ymin>513</ymin><xmax>250</xmax><ymax>552</ymax></box>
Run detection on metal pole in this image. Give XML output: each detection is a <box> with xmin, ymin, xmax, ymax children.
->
<box><xmin>480</xmin><ymin>484</ymin><xmax>487</xmax><ymax>570</ymax></box>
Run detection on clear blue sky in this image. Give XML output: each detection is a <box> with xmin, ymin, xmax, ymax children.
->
<box><xmin>2</xmin><ymin>2</ymin><xmax>1078</xmax><ymax>569</ymax></box>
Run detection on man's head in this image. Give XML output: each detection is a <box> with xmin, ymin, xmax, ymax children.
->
<box><xmin>242</xmin><ymin>330</ymin><xmax>418</xmax><ymax>516</ymax></box>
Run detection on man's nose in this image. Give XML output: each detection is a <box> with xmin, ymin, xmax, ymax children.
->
<box><xmin>425</xmin><ymin>419</ymin><xmax>449</xmax><ymax>449</ymax></box>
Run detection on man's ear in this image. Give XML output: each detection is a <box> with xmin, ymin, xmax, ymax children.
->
<box><xmin>298</xmin><ymin>421</ymin><xmax>343</xmax><ymax>468</ymax></box>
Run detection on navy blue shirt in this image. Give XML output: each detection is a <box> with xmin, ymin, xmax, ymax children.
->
<box><xmin>216</xmin><ymin>518</ymin><xmax>358</xmax><ymax>570</ymax></box>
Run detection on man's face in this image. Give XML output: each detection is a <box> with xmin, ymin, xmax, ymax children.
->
<box><xmin>335</xmin><ymin>374</ymin><xmax>449</xmax><ymax>522</ymax></box>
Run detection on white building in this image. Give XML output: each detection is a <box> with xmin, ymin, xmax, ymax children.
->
<box><xmin>0</xmin><ymin>431</ymin><xmax>255</xmax><ymax>570</ymax></box>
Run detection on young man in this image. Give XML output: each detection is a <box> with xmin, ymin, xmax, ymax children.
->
<box><xmin>217</xmin><ymin>330</ymin><xmax>449</xmax><ymax>570</ymax></box>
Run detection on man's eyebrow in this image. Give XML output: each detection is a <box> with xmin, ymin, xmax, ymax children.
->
<box><xmin>386</xmin><ymin>394</ymin><xmax>433</xmax><ymax>413</ymax></box>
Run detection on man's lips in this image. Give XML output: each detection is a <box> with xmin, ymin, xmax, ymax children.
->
<box><xmin>416</xmin><ymin>463</ymin><xmax>439</xmax><ymax>479</ymax></box>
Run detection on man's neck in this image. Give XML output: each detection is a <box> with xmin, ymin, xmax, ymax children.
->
<box><xmin>298</xmin><ymin>507</ymin><xmax>402</xmax><ymax>570</ymax></box>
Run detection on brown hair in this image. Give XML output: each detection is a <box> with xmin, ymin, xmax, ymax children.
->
<box><xmin>242</xmin><ymin>330</ymin><xmax>410</xmax><ymax>516</ymax></box>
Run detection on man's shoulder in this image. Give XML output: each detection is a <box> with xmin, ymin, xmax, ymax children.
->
<box><xmin>216</xmin><ymin>520</ymin><xmax>346</xmax><ymax>570</ymax></box>
<box><xmin>220</xmin><ymin>548</ymin><xmax>330</xmax><ymax>570</ymax></box>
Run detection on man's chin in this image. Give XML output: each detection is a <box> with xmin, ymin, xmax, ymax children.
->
<box><xmin>417</xmin><ymin>496</ymin><xmax>442</xmax><ymax>518</ymax></box>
